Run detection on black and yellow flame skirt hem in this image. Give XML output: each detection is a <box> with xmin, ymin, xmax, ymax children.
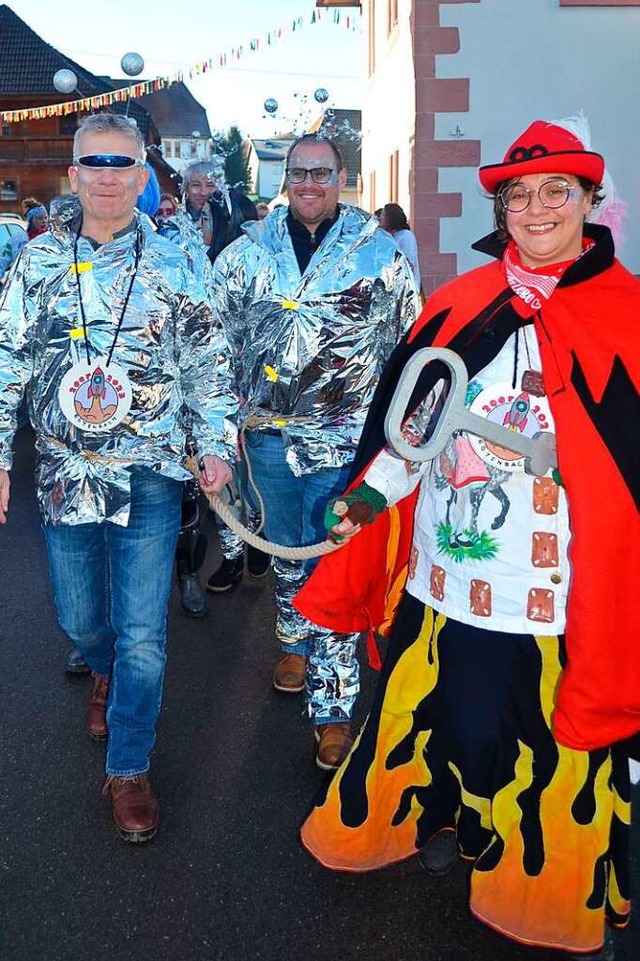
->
<box><xmin>301</xmin><ymin>594</ymin><xmax>630</xmax><ymax>954</ymax></box>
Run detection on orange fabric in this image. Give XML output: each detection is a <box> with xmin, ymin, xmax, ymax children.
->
<box><xmin>300</xmin><ymin>614</ymin><xmax>631</xmax><ymax>952</ymax></box>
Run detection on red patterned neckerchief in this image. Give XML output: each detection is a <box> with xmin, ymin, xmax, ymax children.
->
<box><xmin>501</xmin><ymin>238</ymin><xmax>593</xmax><ymax>317</ymax></box>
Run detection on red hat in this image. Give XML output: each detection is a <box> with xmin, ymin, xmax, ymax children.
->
<box><xmin>479</xmin><ymin>121</ymin><xmax>605</xmax><ymax>194</ymax></box>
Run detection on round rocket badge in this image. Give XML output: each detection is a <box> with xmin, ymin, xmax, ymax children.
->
<box><xmin>467</xmin><ymin>381</ymin><xmax>552</xmax><ymax>473</ymax></box>
<box><xmin>58</xmin><ymin>358</ymin><xmax>132</xmax><ymax>432</ymax></box>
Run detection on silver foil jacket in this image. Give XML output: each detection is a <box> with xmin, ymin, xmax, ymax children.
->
<box><xmin>213</xmin><ymin>204</ymin><xmax>419</xmax><ymax>476</ymax></box>
<box><xmin>157</xmin><ymin>205</ymin><xmax>244</xmax><ymax>559</ymax></box>
<box><xmin>0</xmin><ymin>211</ymin><xmax>236</xmax><ymax>526</ymax></box>
<box><xmin>156</xmin><ymin>209</ymin><xmax>215</xmax><ymax>300</ymax></box>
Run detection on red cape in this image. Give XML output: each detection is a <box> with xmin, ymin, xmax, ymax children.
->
<box><xmin>295</xmin><ymin>226</ymin><xmax>640</xmax><ymax>751</ymax></box>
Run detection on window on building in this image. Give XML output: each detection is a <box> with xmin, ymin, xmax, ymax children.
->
<box><xmin>163</xmin><ymin>140</ymin><xmax>173</xmax><ymax>158</ymax></box>
<box><xmin>0</xmin><ymin>180</ymin><xmax>18</xmax><ymax>201</ymax></box>
<box><xmin>368</xmin><ymin>0</ymin><xmax>376</xmax><ymax>75</ymax></box>
<box><xmin>389</xmin><ymin>150</ymin><xmax>399</xmax><ymax>203</ymax></box>
<box><xmin>190</xmin><ymin>141</ymin><xmax>198</xmax><ymax>157</ymax></box>
<box><xmin>1</xmin><ymin>125</ymin><xmax>10</xmax><ymax>138</ymax></box>
<box><xmin>387</xmin><ymin>0</ymin><xmax>399</xmax><ymax>32</ymax></box>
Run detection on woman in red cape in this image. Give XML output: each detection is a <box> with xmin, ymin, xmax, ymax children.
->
<box><xmin>296</xmin><ymin>119</ymin><xmax>639</xmax><ymax>958</ymax></box>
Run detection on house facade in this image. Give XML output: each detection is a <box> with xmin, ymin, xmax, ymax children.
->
<box><xmin>348</xmin><ymin>0</ymin><xmax>640</xmax><ymax>292</ymax></box>
<box><xmin>309</xmin><ymin>107</ymin><xmax>362</xmax><ymax>208</ymax></box>
<box><xmin>133</xmin><ymin>82</ymin><xmax>212</xmax><ymax>176</ymax></box>
<box><xmin>247</xmin><ymin>136</ymin><xmax>295</xmax><ymax>201</ymax></box>
<box><xmin>249</xmin><ymin>108</ymin><xmax>362</xmax><ymax>206</ymax></box>
<box><xmin>0</xmin><ymin>4</ymin><xmax>160</xmax><ymax>211</ymax></box>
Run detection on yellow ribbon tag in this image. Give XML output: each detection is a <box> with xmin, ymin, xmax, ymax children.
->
<box><xmin>281</xmin><ymin>300</ymin><xmax>298</xmax><ymax>310</ymax></box>
<box><xmin>69</xmin><ymin>262</ymin><xmax>92</xmax><ymax>275</ymax></box>
<box><xmin>264</xmin><ymin>365</ymin><xmax>279</xmax><ymax>382</ymax></box>
<box><xmin>69</xmin><ymin>327</ymin><xmax>85</xmax><ymax>340</ymax></box>
<box><xmin>273</xmin><ymin>419</ymin><xmax>287</xmax><ymax>427</ymax></box>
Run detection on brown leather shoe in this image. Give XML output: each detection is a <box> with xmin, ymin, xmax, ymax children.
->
<box><xmin>86</xmin><ymin>674</ymin><xmax>109</xmax><ymax>740</ymax></box>
<box><xmin>273</xmin><ymin>653</ymin><xmax>307</xmax><ymax>693</ymax></box>
<box><xmin>102</xmin><ymin>773</ymin><xmax>159</xmax><ymax>843</ymax></box>
<box><xmin>315</xmin><ymin>723</ymin><xmax>353</xmax><ymax>771</ymax></box>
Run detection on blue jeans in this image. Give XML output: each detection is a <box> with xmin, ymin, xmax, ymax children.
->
<box><xmin>44</xmin><ymin>468</ymin><xmax>181</xmax><ymax>777</ymax></box>
<box><xmin>244</xmin><ymin>432</ymin><xmax>360</xmax><ymax>724</ymax></box>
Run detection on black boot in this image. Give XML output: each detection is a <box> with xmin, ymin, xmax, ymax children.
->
<box><xmin>206</xmin><ymin>555</ymin><xmax>244</xmax><ymax>593</ymax></box>
<box><xmin>417</xmin><ymin>831</ymin><xmax>458</xmax><ymax>875</ymax></box>
<box><xmin>178</xmin><ymin>572</ymin><xmax>206</xmax><ymax>617</ymax></box>
<box><xmin>175</xmin><ymin>506</ymin><xmax>207</xmax><ymax>617</ymax></box>
<box><xmin>247</xmin><ymin>539</ymin><xmax>270</xmax><ymax>578</ymax></box>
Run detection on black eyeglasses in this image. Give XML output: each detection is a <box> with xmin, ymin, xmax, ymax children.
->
<box><xmin>73</xmin><ymin>154</ymin><xmax>144</xmax><ymax>169</ymax></box>
<box><xmin>285</xmin><ymin>166</ymin><xmax>335</xmax><ymax>185</ymax></box>
<box><xmin>499</xmin><ymin>179</ymin><xmax>579</xmax><ymax>213</ymax></box>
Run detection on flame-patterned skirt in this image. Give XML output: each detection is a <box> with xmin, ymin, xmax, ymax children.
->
<box><xmin>301</xmin><ymin>593</ymin><xmax>631</xmax><ymax>954</ymax></box>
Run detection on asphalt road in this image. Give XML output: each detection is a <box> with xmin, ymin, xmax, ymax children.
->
<box><xmin>0</xmin><ymin>427</ymin><xmax>637</xmax><ymax>961</ymax></box>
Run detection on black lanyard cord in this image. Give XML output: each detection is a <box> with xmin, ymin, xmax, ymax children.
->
<box><xmin>73</xmin><ymin>220</ymin><xmax>142</xmax><ymax>366</ymax></box>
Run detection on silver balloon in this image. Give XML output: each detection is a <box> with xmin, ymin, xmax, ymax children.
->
<box><xmin>314</xmin><ymin>88</ymin><xmax>329</xmax><ymax>104</ymax></box>
<box><xmin>121</xmin><ymin>52</ymin><xmax>145</xmax><ymax>77</ymax></box>
<box><xmin>53</xmin><ymin>69</ymin><xmax>78</xmax><ymax>94</ymax></box>
<box><xmin>263</xmin><ymin>98</ymin><xmax>278</xmax><ymax>115</ymax></box>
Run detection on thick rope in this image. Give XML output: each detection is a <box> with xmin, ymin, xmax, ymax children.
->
<box><xmin>205</xmin><ymin>488</ymin><xmax>342</xmax><ymax>560</ymax></box>
<box><xmin>50</xmin><ymin>436</ymin><xmax>344</xmax><ymax>561</ymax></box>
<box><xmin>186</xmin><ymin>455</ymin><xmax>344</xmax><ymax>561</ymax></box>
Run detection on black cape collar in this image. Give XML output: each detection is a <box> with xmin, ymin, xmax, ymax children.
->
<box><xmin>471</xmin><ymin>222</ymin><xmax>615</xmax><ymax>287</ymax></box>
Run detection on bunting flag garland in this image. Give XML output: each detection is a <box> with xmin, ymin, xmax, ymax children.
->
<box><xmin>0</xmin><ymin>77</ymin><xmax>174</xmax><ymax>124</ymax></box>
<box><xmin>0</xmin><ymin>6</ymin><xmax>361</xmax><ymax>124</ymax></box>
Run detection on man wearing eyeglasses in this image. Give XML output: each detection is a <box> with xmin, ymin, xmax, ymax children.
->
<box><xmin>0</xmin><ymin>113</ymin><xmax>234</xmax><ymax>843</ymax></box>
<box><xmin>212</xmin><ymin>133</ymin><xmax>419</xmax><ymax>771</ymax></box>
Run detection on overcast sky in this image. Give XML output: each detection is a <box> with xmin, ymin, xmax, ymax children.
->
<box><xmin>7</xmin><ymin>0</ymin><xmax>364</xmax><ymax>137</ymax></box>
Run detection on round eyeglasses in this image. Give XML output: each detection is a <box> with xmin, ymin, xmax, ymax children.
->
<box><xmin>499</xmin><ymin>179</ymin><xmax>579</xmax><ymax>213</ymax></box>
<box><xmin>285</xmin><ymin>166</ymin><xmax>335</xmax><ymax>185</ymax></box>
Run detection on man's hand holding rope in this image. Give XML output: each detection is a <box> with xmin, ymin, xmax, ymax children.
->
<box><xmin>197</xmin><ymin>455</ymin><xmax>233</xmax><ymax>496</ymax></box>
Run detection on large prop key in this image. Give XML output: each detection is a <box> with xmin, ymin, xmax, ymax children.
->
<box><xmin>384</xmin><ymin>347</ymin><xmax>557</xmax><ymax>477</ymax></box>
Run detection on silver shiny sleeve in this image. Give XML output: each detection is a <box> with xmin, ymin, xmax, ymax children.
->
<box><xmin>175</xmin><ymin>267</ymin><xmax>237</xmax><ymax>462</ymax></box>
<box><xmin>210</xmin><ymin>252</ymin><xmax>245</xmax><ymax>403</ymax></box>
<box><xmin>158</xmin><ymin>215</ymin><xmax>216</xmax><ymax>304</ymax></box>
<box><xmin>389</xmin><ymin>248</ymin><xmax>421</xmax><ymax>339</ymax></box>
<box><xmin>0</xmin><ymin>254</ymin><xmax>33</xmax><ymax>469</ymax></box>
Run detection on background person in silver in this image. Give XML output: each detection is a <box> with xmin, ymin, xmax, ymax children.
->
<box><xmin>0</xmin><ymin>113</ymin><xmax>234</xmax><ymax>843</ymax></box>
<box><xmin>212</xmin><ymin>133</ymin><xmax>418</xmax><ymax>770</ymax></box>
<box><xmin>177</xmin><ymin>159</ymin><xmax>217</xmax><ymax>244</ymax></box>
<box><xmin>158</xmin><ymin>161</ymin><xmax>215</xmax><ymax>262</ymax></box>
<box><xmin>158</xmin><ymin>162</ymin><xmax>269</xmax><ymax>611</ymax></box>
<box><xmin>157</xmin><ymin>161</ymin><xmax>219</xmax><ymax>617</ymax></box>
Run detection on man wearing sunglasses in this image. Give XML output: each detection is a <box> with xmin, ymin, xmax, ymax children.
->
<box><xmin>212</xmin><ymin>133</ymin><xmax>419</xmax><ymax>771</ymax></box>
<box><xmin>0</xmin><ymin>113</ymin><xmax>234</xmax><ymax>843</ymax></box>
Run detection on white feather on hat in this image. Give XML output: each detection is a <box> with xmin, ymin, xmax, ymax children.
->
<box><xmin>550</xmin><ymin>110</ymin><xmax>627</xmax><ymax>249</ymax></box>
